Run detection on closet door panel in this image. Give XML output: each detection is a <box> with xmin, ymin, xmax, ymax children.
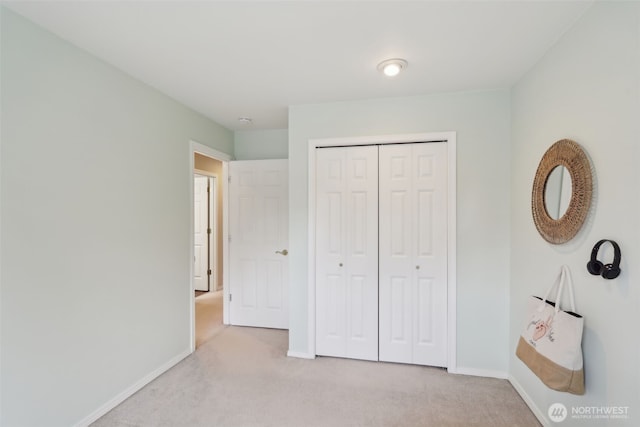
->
<box><xmin>345</xmin><ymin>146</ymin><xmax>378</xmax><ymax>360</ymax></box>
<box><xmin>412</xmin><ymin>143</ymin><xmax>448</xmax><ymax>367</ymax></box>
<box><xmin>379</xmin><ymin>142</ymin><xmax>448</xmax><ymax>367</ymax></box>
<box><xmin>316</xmin><ymin>150</ymin><xmax>347</xmax><ymax>357</ymax></box>
<box><xmin>387</xmin><ymin>183</ymin><xmax>412</xmax><ymax>360</ymax></box>
<box><xmin>379</xmin><ymin>144</ymin><xmax>414</xmax><ymax>363</ymax></box>
<box><xmin>316</xmin><ymin>146</ymin><xmax>378</xmax><ymax>361</ymax></box>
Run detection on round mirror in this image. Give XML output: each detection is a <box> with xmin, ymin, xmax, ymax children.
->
<box><xmin>544</xmin><ymin>165</ymin><xmax>572</xmax><ymax>220</ymax></box>
<box><xmin>532</xmin><ymin>139</ymin><xmax>592</xmax><ymax>244</ymax></box>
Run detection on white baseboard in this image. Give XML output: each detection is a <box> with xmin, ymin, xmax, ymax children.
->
<box><xmin>508</xmin><ymin>375</ymin><xmax>548</xmax><ymax>426</ymax></box>
<box><xmin>73</xmin><ymin>348</ymin><xmax>192</xmax><ymax>427</ymax></box>
<box><xmin>452</xmin><ymin>367</ymin><xmax>508</xmax><ymax>379</ymax></box>
<box><xmin>287</xmin><ymin>350</ymin><xmax>315</xmax><ymax>359</ymax></box>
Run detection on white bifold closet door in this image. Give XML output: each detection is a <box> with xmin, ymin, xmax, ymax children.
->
<box><xmin>379</xmin><ymin>142</ymin><xmax>448</xmax><ymax>367</ymax></box>
<box><xmin>315</xmin><ymin>146</ymin><xmax>379</xmax><ymax>361</ymax></box>
<box><xmin>315</xmin><ymin>142</ymin><xmax>447</xmax><ymax>367</ymax></box>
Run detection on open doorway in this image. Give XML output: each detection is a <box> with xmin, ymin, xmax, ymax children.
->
<box><xmin>194</xmin><ymin>156</ymin><xmax>221</xmax><ymax>293</ymax></box>
<box><xmin>194</xmin><ymin>173</ymin><xmax>216</xmax><ymax>293</ymax></box>
<box><xmin>190</xmin><ymin>141</ymin><xmax>231</xmax><ymax>351</ymax></box>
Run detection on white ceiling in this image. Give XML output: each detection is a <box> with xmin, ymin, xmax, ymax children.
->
<box><xmin>5</xmin><ymin>1</ymin><xmax>593</xmax><ymax>130</ymax></box>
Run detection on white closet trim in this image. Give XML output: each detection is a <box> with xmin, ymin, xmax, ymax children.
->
<box><xmin>306</xmin><ymin>132</ymin><xmax>457</xmax><ymax>372</ymax></box>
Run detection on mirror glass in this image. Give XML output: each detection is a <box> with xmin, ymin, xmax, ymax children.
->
<box><xmin>544</xmin><ymin>165</ymin><xmax>572</xmax><ymax>219</ymax></box>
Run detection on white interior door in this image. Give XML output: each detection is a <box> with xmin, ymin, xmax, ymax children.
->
<box><xmin>315</xmin><ymin>146</ymin><xmax>378</xmax><ymax>361</ymax></box>
<box><xmin>379</xmin><ymin>142</ymin><xmax>448</xmax><ymax>366</ymax></box>
<box><xmin>229</xmin><ymin>159</ymin><xmax>288</xmax><ymax>329</ymax></box>
<box><xmin>194</xmin><ymin>174</ymin><xmax>209</xmax><ymax>292</ymax></box>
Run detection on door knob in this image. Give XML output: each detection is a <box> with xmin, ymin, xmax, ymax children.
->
<box><xmin>275</xmin><ymin>249</ymin><xmax>288</xmax><ymax>256</ymax></box>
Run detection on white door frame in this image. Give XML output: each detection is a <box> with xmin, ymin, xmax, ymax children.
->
<box><xmin>306</xmin><ymin>132</ymin><xmax>458</xmax><ymax>372</ymax></box>
<box><xmin>189</xmin><ymin>140</ymin><xmax>231</xmax><ymax>353</ymax></box>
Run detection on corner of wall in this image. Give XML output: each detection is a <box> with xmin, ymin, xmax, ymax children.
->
<box><xmin>72</xmin><ymin>349</ymin><xmax>191</xmax><ymax>427</ymax></box>
<box><xmin>508</xmin><ymin>375</ymin><xmax>548</xmax><ymax>426</ymax></box>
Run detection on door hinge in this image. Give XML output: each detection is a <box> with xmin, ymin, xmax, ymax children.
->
<box><xmin>207</xmin><ymin>269</ymin><xmax>212</xmax><ymax>276</ymax></box>
<box><xmin>228</xmin><ymin>176</ymin><xmax>231</xmax><ymax>183</ymax></box>
<box><xmin>207</xmin><ymin>228</ymin><xmax>212</xmax><ymax>234</ymax></box>
<box><xmin>229</xmin><ymin>293</ymin><xmax>232</xmax><ymax>302</ymax></box>
<box><xmin>228</xmin><ymin>235</ymin><xmax>232</xmax><ymax>243</ymax></box>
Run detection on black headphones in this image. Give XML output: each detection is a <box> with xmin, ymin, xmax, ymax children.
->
<box><xmin>587</xmin><ymin>239</ymin><xmax>621</xmax><ymax>279</ymax></box>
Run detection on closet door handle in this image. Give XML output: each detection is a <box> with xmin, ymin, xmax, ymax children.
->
<box><xmin>276</xmin><ymin>249</ymin><xmax>288</xmax><ymax>256</ymax></box>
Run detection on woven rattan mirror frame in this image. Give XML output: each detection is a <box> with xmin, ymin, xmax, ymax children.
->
<box><xmin>532</xmin><ymin>139</ymin><xmax>592</xmax><ymax>244</ymax></box>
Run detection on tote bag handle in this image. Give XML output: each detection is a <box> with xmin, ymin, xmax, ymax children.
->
<box><xmin>538</xmin><ymin>265</ymin><xmax>576</xmax><ymax>314</ymax></box>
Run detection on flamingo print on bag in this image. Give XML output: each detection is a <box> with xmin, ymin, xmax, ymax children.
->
<box><xmin>532</xmin><ymin>316</ymin><xmax>552</xmax><ymax>341</ymax></box>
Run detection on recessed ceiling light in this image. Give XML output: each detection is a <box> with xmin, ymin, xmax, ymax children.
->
<box><xmin>238</xmin><ymin>117</ymin><xmax>253</xmax><ymax>124</ymax></box>
<box><xmin>377</xmin><ymin>58</ymin><xmax>408</xmax><ymax>77</ymax></box>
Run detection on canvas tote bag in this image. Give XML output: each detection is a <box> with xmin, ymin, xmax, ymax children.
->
<box><xmin>516</xmin><ymin>265</ymin><xmax>585</xmax><ymax>395</ymax></box>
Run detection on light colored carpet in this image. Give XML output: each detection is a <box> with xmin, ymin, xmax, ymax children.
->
<box><xmin>195</xmin><ymin>290</ymin><xmax>223</xmax><ymax>348</ymax></box>
<box><xmin>92</xmin><ymin>325</ymin><xmax>540</xmax><ymax>427</ymax></box>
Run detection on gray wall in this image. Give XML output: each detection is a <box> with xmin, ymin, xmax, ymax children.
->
<box><xmin>288</xmin><ymin>91</ymin><xmax>512</xmax><ymax>374</ymax></box>
<box><xmin>234</xmin><ymin>129</ymin><xmax>288</xmax><ymax>160</ymax></box>
<box><xmin>0</xmin><ymin>9</ymin><xmax>232</xmax><ymax>426</ymax></box>
<box><xmin>510</xmin><ymin>2</ymin><xmax>639</xmax><ymax>425</ymax></box>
